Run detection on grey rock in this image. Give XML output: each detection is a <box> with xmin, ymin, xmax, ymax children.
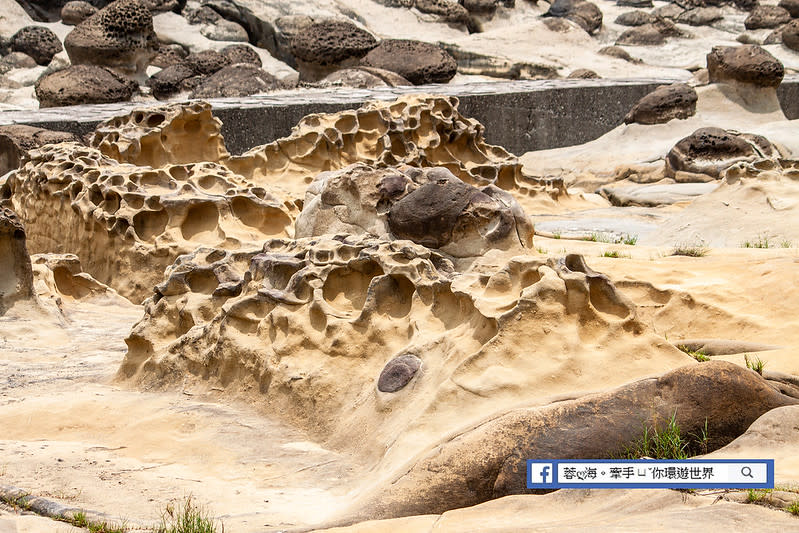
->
<box><xmin>190</xmin><ymin>63</ymin><xmax>283</xmax><ymax>98</ymax></box>
<box><xmin>707</xmin><ymin>45</ymin><xmax>784</xmax><ymax>88</ymax></box>
<box><xmin>624</xmin><ymin>83</ymin><xmax>698</xmax><ymax>125</ymax></box>
<box><xmin>61</xmin><ymin>1</ymin><xmax>98</xmax><ymax>25</ymax></box>
<box><xmin>377</xmin><ymin>354</ymin><xmax>422</xmax><ymax>393</ymax></box>
<box><xmin>11</xmin><ymin>26</ymin><xmax>63</xmax><ymax>66</ymax></box>
<box><xmin>35</xmin><ymin>64</ymin><xmax>137</xmax><ymax>107</ymax></box>
<box><xmin>360</xmin><ymin>40</ymin><xmax>457</xmax><ymax>85</ymax></box>
<box><xmin>744</xmin><ymin>5</ymin><xmax>791</xmax><ymax>30</ymax></box>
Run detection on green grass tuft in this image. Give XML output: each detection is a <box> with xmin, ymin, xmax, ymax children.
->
<box><xmin>154</xmin><ymin>495</ymin><xmax>222</xmax><ymax>533</ymax></box>
<box><xmin>741</xmin><ymin>234</ymin><xmax>773</xmax><ymax>249</ymax></box>
<box><xmin>745</xmin><ymin>354</ymin><xmax>766</xmax><ymax>375</ymax></box>
<box><xmin>677</xmin><ymin>345</ymin><xmax>710</xmax><ymax>362</ymax></box>
<box><xmin>671</xmin><ymin>240</ymin><xmax>709</xmax><ymax>257</ymax></box>
<box><xmin>622</xmin><ymin>234</ymin><xmax>638</xmax><ymax>246</ymax></box>
<box><xmin>787</xmin><ymin>500</ymin><xmax>799</xmax><ymax>516</ymax></box>
<box><xmin>747</xmin><ymin>488</ymin><xmax>772</xmax><ymax>503</ymax></box>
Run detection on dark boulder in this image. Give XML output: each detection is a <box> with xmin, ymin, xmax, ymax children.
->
<box><xmin>360</xmin><ymin>40</ymin><xmax>457</xmax><ymax>85</ymax></box>
<box><xmin>10</xmin><ymin>26</ymin><xmax>63</xmax><ymax>65</ymax></box>
<box><xmin>377</xmin><ymin>354</ymin><xmax>422</xmax><ymax>393</ymax></box>
<box><xmin>707</xmin><ymin>45</ymin><xmax>784</xmax><ymax>88</ymax></box>
<box><xmin>624</xmin><ymin>83</ymin><xmax>698</xmax><ymax>125</ymax></box>
<box><xmin>35</xmin><ymin>64</ymin><xmax>137</xmax><ymax>107</ymax></box>
<box><xmin>744</xmin><ymin>5</ymin><xmax>791</xmax><ymax>30</ymax></box>
<box><xmin>189</xmin><ymin>63</ymin><xmax>283</xmax><ymax>98</ymax></box>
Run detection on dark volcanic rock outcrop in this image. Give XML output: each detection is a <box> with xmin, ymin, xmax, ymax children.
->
<box><xmin>64</xmin><ymin>0</ymin><xmax>158</xmax><ymax>78</ymax></box>
<box><xmin>35</xmin><ymin>65</ymin><xmax>138</xmax><ymax>107</ymax></box>
<box><xmin>360</xmin><ymin>40</ymin><xmax>457</xmax><ymax>85</ymax></box>
<box><xmin>624</xmin><ymin>83</ymin><xmax>698</xmax><ymax>125</ymax></box>
<box><xmin>290</xmin><ymin>19</ymin><xmax>378</xmax><ymax>81</ymax></box>
<box><xmin>665</xmin><ymin>127</ymin><xmax>781</xmax><ymax>179</ymax></box>
<box><xmin>10</xmin><ymin>26</ymin><xmax>63</xmax><ymax>66</ymax></box>
<box><xmin>707</xmin><ymin>45</ymin><xmax>784</xmax><ymax>88</ymax></box>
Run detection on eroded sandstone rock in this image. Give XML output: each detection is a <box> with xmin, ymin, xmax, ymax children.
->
<box><xmin>624</xmin><ymin>83</ymin><xmax>698</xmax><ymax>125</ymax></box>
<box><xmin>0</xmin><ymin>207</ymin><xmax>33</xmax><ymax>312</ymax></box>
<box><xmin>744</xmin><ymin>5</ymin><xmax>791</xmax><ymax>30</ymax></box>
<box><xmin>35</xmin><ymin>65</ymin><xmax>138</xmax><ymax>107</ymax></box>
<box><xmin>64</xmin><ymin>0</ymin><xmax>159</xmax><ymax>78</ymax></box>
<box><xmin>665</xmin><ymin>127</ymin><xmax>781</xmax><ymax>180</ymax></box>
<box><xmin>707</xmin><ymin>45</ymin><xmax>784</xmax><ymax>88</ymax></box>
<box><xmin>0</xmin><ymin>125</ymin><xmax>80</xmax><ymax>175</ymax></box>
<box><xmin>295</xmin><ymin>164</ymin><xmax>534</xmax><ymax>257</ymax></box>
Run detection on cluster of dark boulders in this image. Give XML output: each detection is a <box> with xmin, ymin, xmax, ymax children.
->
<box><xmin>3</xmin><ymin>0</ymin><xmax>466</xmax><ymax>108</ymax></box>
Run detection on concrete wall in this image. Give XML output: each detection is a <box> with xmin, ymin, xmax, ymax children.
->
<box><xmin>1</xmin><ymin>77</ymin><xmax>797</xmax><ymax>157</ymax></box>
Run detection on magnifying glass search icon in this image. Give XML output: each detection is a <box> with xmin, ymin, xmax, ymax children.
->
<box><xmin>741</xmin><ymin>466</ymin><xmax>754</xmax><ymax>478</ymax></box>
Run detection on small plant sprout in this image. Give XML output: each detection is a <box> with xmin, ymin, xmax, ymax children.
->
<box><xmin>622</xmin><ymin>412</ymin><xmax>692</xmax><ymax>460</ymax></box>
<box><xmin>745</xmin><ymin>354</ymin><xmax>766</xmax><ymax>375</ymax></box>
<box><xmin>622</xmin><ymin>234</ymin><xmax>638</xmax><ymax>246</ymax></box>
<box><xmin>787</xmin><ymin>500</ymin><xmax>799</xmax><ymax>516</ymax></box>
<box><xmin>552</xmin><ymin>232</ymin><xmax>561</xmax><ymax>239</ymax></box>
<box><xmin>677</xmin><ymin>345</ymin><xmax>710</xmax><ymax>362</ymax></box>
<box><xmin>741</xmin><ymin>234</ymin><xmax>773</xmax><ymax>249</ymax></box>
<box><xmin>155</xmin><ymin>495</ymin><xmax>222</xmax><ymax>533</ymax></box>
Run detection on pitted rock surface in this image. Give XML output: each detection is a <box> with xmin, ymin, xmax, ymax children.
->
<box><xmin>220</xmin><ymin>44</ymin><xmax>261</xmax><ymax>66</ymax></box>
<box><xmin>707</xmin><ymin>45</ymin><xmax>784</xmax><ymax>88</ymax></box>
<box><xmin>296</xmin><ymin>164</ymin><xmax>534</xmax><ymax>257</ymax></box>
<box><xmin>290</xmin><ymin>19</ymin><xmax>378</xmax><ymax>69</ymax></box>
<box><xmin>665</xmin><ymin>127</ymin><xmax>781</xmax><ymax>180</ymax></box>
<box><xmin>624</xmin><ymin>83</ymin><xmax>697</xmax><ymax>125</ymax></box>
<box><xmin>61</xmin><ymin>1</ymin><xmax>98</xmax><ymax>25</ymax></box>
<box><xmin>190</xmin><ymin>64</ymin><xmax>283</xmax><ymax>98</ymax></box>
<box><xmin>0</xmin><ymin>207</ymin><xmax>34</xmax><ymax>311</ymax></box>
<box><xmin>744</xmin><ymin>5</ymin><xmax>791</xmax><ymax>30</ymax></box>
<box><xmin>0</xmin><ymin>125</ymin><xmax>81</xmax><ymax>175</ymax></box>
<box><xmin>10</xmin><ymin>26</ymin><xmax>63</xmax><ymax>66</ymax></box>
<box><xmin>35</xmin><ymin>65</ymin><xmax>138</xmax><ymax>107</ymax></box>
<box><xmin>360</xmin><ymin>40</ymin><xmax>457</xmax><ymax>85</ymax></box>
<box><xmin>184</xmin><ymin>49</ymin><xmax>232</xmax><ymax>75</ymax></box>
<box><xmin>64</xmin><ymin>0</ymin><xmax>158</xmax><ymax>77</ymax></box>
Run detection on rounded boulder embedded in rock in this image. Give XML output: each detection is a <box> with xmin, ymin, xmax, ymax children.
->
<box><xmin>360</xmin><ymin>39</ymin><xmax>457</xmax><ymax>85</ymax></box>
<box><xmin>63</xmin><ymin>0</ymin><xmax>158</xmax><ymax>78</ymax></box>
<box><xmin>706</xmin><ymin>45</ymin><xmax>784</xmax><ymax>88</ymax></box>
<box><xmin>744</xmin><ymin>5</ymin><xmax>791</xmax><ymax>30</ymax></box>
<box><xmin>377</xmin><ymin>354</ymin><xmax>422</xmax><ymax>393</ymax></box>
<box><xmin>189</xmin><ymin>64</ymin><xmax>283</xmax><ymax>98</ymax></box>
<box><xmin>665</xmin><ymin>127</ymin><xmax>779</xmax><ymax>179</ymax></box>
<box><xmin>220</xmin><ymin>44</ymin><xmax>262</xmax><ymax>67</ymax></box>
<box><xmin>290</xmin><ymin>19</ymin><xmax>378</xmax><ymax>67</ymax></box>
<box><xmin>61</xmin><ymin>1</ymin><xmax>98</xmax><ymax>26</ymax></box>
<box><xmin>624</xmin><ymin>83</ymin><xmax>698</xmax><ymax>125</ymax></box>
<box><xmin>183</xmin><ymin>50</ymin><xmax>231</xmax><ymax>76</ymax></box>
<box><xmin>11</xmin><ymin>26</ymin><xmax>63</xmax><ymax>66</ymax></box>
<box><xmin>35</xmin><ymin>64</ymin><xmax>138</xmax><ymax>107</ymax></box>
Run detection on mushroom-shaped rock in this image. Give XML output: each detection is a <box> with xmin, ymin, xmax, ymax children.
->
<box><xmin>665</xmin><ymin>127</ymin><xmax>780</xmax><ymax>180</ymax></box>
<box><xmin>707</xmin><ymin>45</ymin><xmax>784</xmax><ymax>88</ymax></box>
<box><xmin>318</xmin><ymin>67</ymin><xmax>411</xmax><ymax>88</ymax></box>
<box><xmin>290</xmin><ymin>19</ymin><xmax>378</xmax><ymax>81</ymax></box>
<box><xmin>544</xmin><ymin>0</ymin><xmax>603</xmax><ymax>35</ymax></box>
<box><xmin>189</xmin><ymin>64</ymin><xmax>282</xmax><ymax>98</ymax></box>
<box><xmin>378</xmin><ymin>354</ymin><xmax>422</xmax><ymax>393</ymax></box>
<box><xmin>35</xmin><ymin>65</ymin><xmax>137</xmax><ymax>107</ymax></box>
<box><xmin>295</xmin><ymin>164</ymin><xmax>534</xmax><ymax>258</ymax></box>
<box><xmin>0</xmin><ymin>125</ymin><xmax>81</xmax><ymax>175</ymax></box>
<box><xmin>780</xmin><ymin>0</ymin><xmax>799</xmax><ymax>17</ymax></box>
<box><xmin>783</xmin><ymin>20</ymin><xmax>799</xmax><ymax>52</ymax></box>
<box><xmin>624</xmin><ymin>83</ymin><xmax>698</xmax><ymax>125</ymax></box>
<box><xmin>61</xmin><ymin>1</ymin><xmax>98</xmax><ymax>25</ymax></box>
<box><xmin>10</xmin><ymin>26</ymin><xmax>63</xmax><ymax>66</ymax></box>
<box><xmin>360</xmin><ymin>39</ymin><xmax>457</xmax><ymax>85</ymax></box>
<box><xmin>64</xmin><ymin>0</ymin><xmax>158</xmax><ymax>78</ymax></box>
<box><xmin>744</xmin><ymin>5</ymin><xmax>791</xmax><ymax>30</ymax></box>
<box><xmin>0</xmin><ymin>207</ymin><xmax>33</xmax><ymax>312</ymax></box>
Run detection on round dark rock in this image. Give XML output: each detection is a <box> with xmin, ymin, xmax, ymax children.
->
<box><xmin>184</xmin><ymin>49</ymin><xmax>231</xmax><ymax>75</ymax></box>
<box><xmin>61</xmin><ymin>1</ymin><xmax>98</xmax><ymax>25</ymax></box>
<box><xmin>568</xmin><ymin>68</ymin><xmax>600</xmax><ymax>78</ymax></box>
<box><xmin>146</xmin><ymin>63</ymin><xmax>194</xmax><ymax>98</ymax></box>
<box><xmin>624</xmin><ymin>83</ymin><xmax>698</xmax><ymax>125</ymax></box>
<box><xmin>35</xmin><ymin>64</ymin><xmax>137</xmax><ymax>107</ymax></box>
<box><xmin>616</xmin><ymin>0</ymin><xmax>653</xmax><ymax>6</ymax></box>
<box><xmin>220</xmin><ymin>44</ymin><xmax>261</xmax><ymax>66</ymax></box>
<box><xmin>744</xmin><ymin>5</ymin><xmax>791</xmax><ymax>30</ymax></box>
<box><xmin>779</xmin><ymin>0</ymin><xmax>799</xmax><ymax>17</ymax></box>
<box><xmin>615</xmin><ymin>11</ymin><xmax>657</xmax><ymax>26</ymax></box>
<box><xmin>676</xmin><ymin>7</ymin><xmax>723</xmax><ymax>26</ymax></box>
<box><xmin>190</xmin><ymin>63</ymin><xmax>283</xmax><ymax>98</ymax></box>
<box><xmin>784</xmin><ymin>20</ymin><xmax>799</xmax><ymax>52</ymax></box>
<box><xmin>149</xmin><ymin>43</ymin><xmax>187</xmax><ymax>68</ymax></box>
<box><xmin>377</xmin><ymin>354</ymin><xmax>422</xmax><ymax>393</ymax></box>
<box><xmin>0</xmin><ymin>52</ymin><xmax>38</xmax><ymax>71</ymax></box>
<box><xmin>360</xmin><ymin>39</ymin><xmax>457</xmax><ymax>85</ymax></box>
<box><xmin>706</xmin><ymin>45</ymin><xmax>784</xmax><ymax>88</ymax></box>
<box><xmin>11</xmin><ymin>26</ymin><xmax>63</xmax><ymax>66</ymax></box>
<box><xmin>290</xmin><ymin>20</ymin><xmax>377</xmax><ymax>66</ymax></box>
<box><xmin>598</xmin><ymin>46</ymin><xmax>639</xmax><ymax>62</ymax></box>
<box><xmin>616</xmin><ymin>24</ymin><xmax>666</xmax><ymax>45</ymax></box>
<box><xmin>665</xmin><ymin>127</ymin><xmax>766</xmax><ymax>179</ymax></box>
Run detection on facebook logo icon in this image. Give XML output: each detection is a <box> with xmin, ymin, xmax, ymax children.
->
<box><xmin>528</xmin><ymin>462</ymin><xmax>555</xmax><ymax>487</ymax></box>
